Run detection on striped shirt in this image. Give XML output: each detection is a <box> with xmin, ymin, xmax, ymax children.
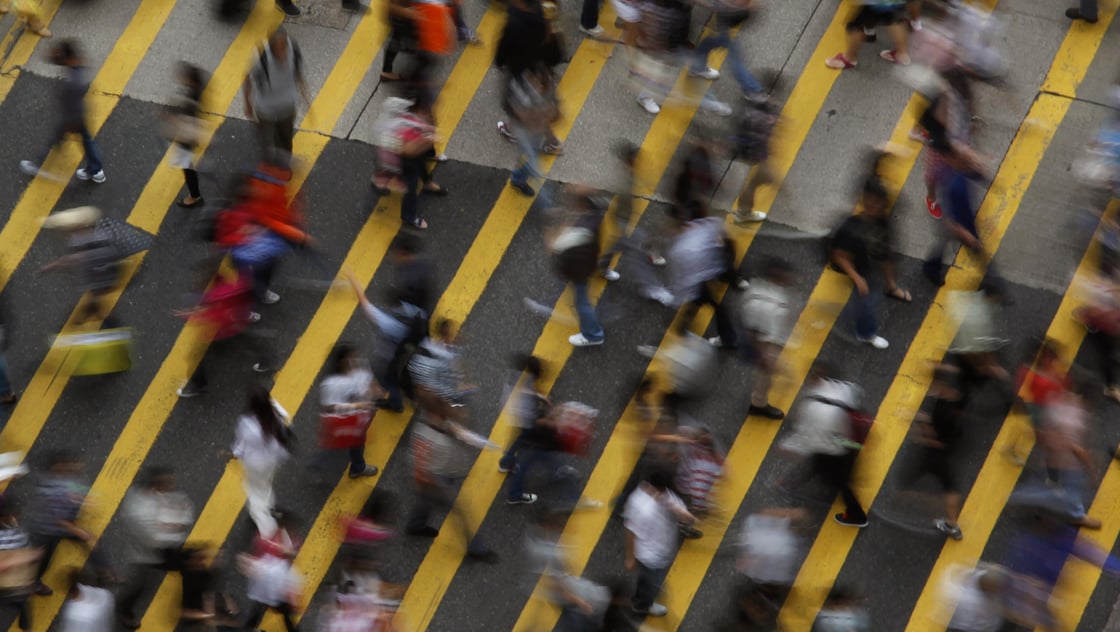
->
<box><xmin>677</xmin><ymin>447</ymin><xmax>723</xmax><ymax>511</ymax></box>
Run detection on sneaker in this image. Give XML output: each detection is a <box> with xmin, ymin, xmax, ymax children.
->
<box><xmin>349</xmin><ymin>466</ymin><xmax>379</xmax><ymax>478</ymax></box>
<box><xmin>1065</xmin><ymin>7</ymin><xmax>1098</xmax><ymax>22</ymax></box>
<box><xmin>262</xmin><ymin>290</ymin><xmax>281</xmax><ymax>305</ymax></box>
<box><xmin>601</xmin><ymin>268</ymin><xmax>620</xmax><ymax>281</ymax></box>
<box><xmin>641</xmin><ymin>287</ymin><xmax>675</xmax><ymax>306</ymax></box>
<box><xmin>825</xmin><ymin>53</ymin><xmax>857</xmax><ymax>69</ymax></box>
<box><xmin>679</xmin><ymin>524</ymin><xmax>703</xmax><ymax>539</ymax></box>
<box><xmin>18</xmin><ymin>160</ymin><xmax>39</xmax><ymax>176</ymax></box>
<box><xmin>908</xmin><ymin>127</ymin><xmax>930</xmax><ymax>143</ymax></box>
<box><xmin>748</xmin><ymin>404</ymin><xmax>785</xmax><ymax>420</ymax></box>
<box><xmin>925</xmin><ymin>197</ymin><xmax>943</xmax><ymax>219</ymax></box>
<box><xmin>744</xmin><ymin>91</ymin><xmax>770</xmax><ymax>104</ymax></box>
<box><xmin>734</xmin><ymin>210</ymin><xmax>768</xmax><ymax>224</ymax></box>
<box><xmin>649</xmin><ymin>254</ymin><xmax>667</xmax><ymax>266</ymax></box>
<box><xmin>633</xmin><ymin>603</ymin><xmax>668</xmax><ymax>617</ymax></box>
<box><xmin>276</xmin><ymin>0</ymin><xmax>301</xmax><ymax>15</ymax></box>
<box><xmin>638</xmin><ymin>96</ymin><xmax>661</xmax><ymax>115</ymax></box>
<box><xmin>579</xmin><ymin>24</ymin><xmax>605</xmax><ymax>37</ymax></box>
<box><xmin>434</xmin><ymin>153</ymin><xmax>449</xmax><ymax>162</ymax></box>
<box><xmin>510</xmin><ymin>180</ymin><xmax>535</xmax><ymax>196</ymax></box>
<box><xmin>251</xmin><ymin>363</ymin><xmax>272</xmax><ymax>374</ymax></box>
<box><xmin>497</xmin><ymin>462</ymin><xmax>515</xmax><ymax>474</ymax></box>
<box><xmin>507</xmin><ymin>493</ymin><xmax>538</xmax><ymax>505</ymax></box>
<box><xmin>569</xmin><ymin>333</ymin><xmax>604</xmax><ymax>347</ymax></box>
<box><xmin>935</xmin><ymin>519</ymin><xmax>963</xmax><ymax>540</ymax></box>
<box><xmin>735</xmin><ymin>278</ymin><xmax>750</xmax><ymax>290</ymax></box>
<box><xmin>248</xmin><ymin>311</ymin><xmax>262</xmax><ymax>323</ymax></box>
<box><xmin>708</xmin><ymin>336</ymin><xmax>733</xmax><ymax>349</ymax></box>
<box><xmin>857</xmin><ymin>335</ymin><xmax>889</xmax><ymax>350</ymax></box>
<box><xmin>909</xmin><ymin>18</ymin><xmax>923</xmax><ymax>31</ymax></box>
<box><xmin>833</xmin><ymin>513</ymin><xmax>869</xmax><ymax>528</ymax></box>
<box><xmin>689</xmin><ymin>67</ymin><xmax>720</xmax><ymax>80</ymax></box>
<box><xmin>497</xmin><ymin>121</ymin><xmax>516</xmax><ymax>143</ymax></box>
<box><xmin>703</xmin><ymin>101</ymin><xmax>733</xmax><ymax>117</ymax></box>
<box><xmin>879</xmin><ymin>49</ymin><xmax>911</xmax><ymax>65</ymax></box>
<box><xmin>176</xmin><ymin>384</ymin><xmax>205</xmax><ymax>398</ymax></box>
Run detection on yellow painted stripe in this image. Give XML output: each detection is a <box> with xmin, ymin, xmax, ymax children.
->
<box><xmin>905</xmin><ymin>201</ymin><xmax>1118</xmax><ymax>632</ymax></box>
<box><xmin>0</xmin><ymin>0</ymin><xmax>64</xmax><ymax>103</ymax></box>
<box><xmin>433</xmin><ymin>8</ymin><xmax>504</xmax><ymax>153</ymax></box>
<box><xmin>776</xmin><ymin>100</ymin><xmax>1075</xmax><ymax>632</ymax></box>
<box><xmin>0</xmin><ymin>0</ymin><xmax>173</xmax><ymax>292</ymax></box>
<box><xmin>0</xmin><ymin>0</ymin><xmax>283</xmax><ymax>487</ymax></box>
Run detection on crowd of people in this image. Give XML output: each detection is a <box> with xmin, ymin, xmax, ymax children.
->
<box><xmin>0</xmin><ymin>0</ymin><xmax>1116</xmax><ymax>628</ymax></box>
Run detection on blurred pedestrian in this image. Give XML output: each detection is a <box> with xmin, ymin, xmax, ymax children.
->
<box><xmin>0</xmin><ymin>500</ymin><xmax>41</xmax><ymax>631</ymax></box>
<box><xmin>231</xmin><ymin>385</ymin><xmax>295</xmax><ymax>538</ymax></box>
<box><xmin>675</xmin><ymin>425</ymin><xmax>725</xmax><ymax>531</ymax></box>
<box><xmin>238</xmin><ymin>511</ymin><xmax>303</xmax><ymax>631</ymax></box>
<box><xmin>21</xmin><ymin>41</ymin><xmax>103</xmax><ymax>182</ymax></box>
<box><xmin>58</xmin><ymin>570</ymin><xmax>113</xmax><ymax>632</ymax></box>
<box><xmin>691</xmin><ymin>0</ymin><xmax>767</xmax><ymax>100</ymax></box>
<box><xmin>813</xmin><ymin>585</ymin><xmax>870</xmax><ymax>631</ymax></box>
<box><xmin>178</xmin><ymin>547</ymin><xmax>240</xmax><ymax>630</ymax></box>
<box><xmin>731</xmin><ymin>99</ymin><xmax>780</xmax><ymax>224</ymax></box>
<box><xmin>381</xmin><ymin>0</ymin><xmax>417</xmax><ymax>81</ymax></box>
<box><xmin>505</xmin><ymin>63</ymin><xmax>560</xmax><ymax>197</ymax></box>
<box><xmin>825</xmin><ymin>0</ymin><xmax>910</xmax><ymax>69</ymax></box>
<box><xmin>40</xmin><ymin>206</ymin><xmax>122</xmax><ymax>326</ymax></box>
<box><xmin>319</xmin><ymin>343</ymin><xmax>382</xmax><ymax>478</ymax></box>
<box><xmin>0</xmin><ymin>0</ymin><xmax>51</xmax><ymax>37</ymax></box>
<box><xmin>26</xmin><ymin>451</ymin><xmax>105</xmax><ymax>596</ymax></box>
<box><xmin>243</xmin><ymin>29</ymin><xmax>309</xmax><ymax>162</ymax></box>
<box><xmin>1035</xmin><ymin>380</ymin><xmax>1101</xmax><ymax>529</ymax></box>
<box><xmin>0</xmin><ymin>297</ymin><xmax>18</xmax><ymax>406</ymax></box>
<box><xmin>164</xmin><ymin>63</ymin><xmax>208</xmax><ymax>209</ymax></box>
<box><xmin>498</xmin><ymin>354</ymin><xmax>552</xmax><ymax>474</ymax></box>
<box><xmin>116</xmin><ymin>467</ymin><xmax>195</xmax><ymax>628</ymax></box>
<box><xmin>393</xmin><ymin>100</ymin><xmax>444</xmax><ymax>230</ymax></box>
<box><xmin>1075</xmin><ymin>270</ymin><xmax>1120</xmax><ymax>402</ymax></box>
<box><xmin>740</xmin><ymin>257</ymin><xmax>794</xmax><ymax>420</ymax></box>
<box><xmin>527</xmin><ymin>509</ymin><xmax>611</xmax><ymax>631</ymax></box>
<box><xmin>624</xmin><ymin>468</ymin><xmax>697</xmax><ymax>617</ymax></box>
<box><xmin>934</xmin><ymin>563</ymin><xmax>1007</xmax><ymax>632</ymax></box>
<box><xmin>546</xmin><ymin>185</ymin><xmax>617</xmax><ymax>347</ymax></box>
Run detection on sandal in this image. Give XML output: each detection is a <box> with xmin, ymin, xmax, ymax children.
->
<box><xmin>423</xmin><ymin>183</ymin><xmax>449</xmax><ymax>196</ymax></box>
<box><xmin>408</xmin><ymin>218</ymin><xmax>428</xmax><ymax>230</ymax></box>
<box><xmin>885</xmin><ymin>287</ymin><xmax>912</xmax><ymax>302</ymax></box>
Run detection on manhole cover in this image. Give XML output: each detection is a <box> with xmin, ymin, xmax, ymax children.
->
<box><xmin>287</xmin><ymin>0</ymin><xmax>358</xmax><ymax>30</ymax></box>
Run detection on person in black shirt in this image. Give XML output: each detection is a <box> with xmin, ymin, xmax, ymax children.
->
<box><xmin>829</xmin><ymin>157</ymin><xmax>910</xmax><ymax>350</ymax></box>
<box><xmin>899</xmin><ymin>365</ymin><xmax>965</xmax><ymax>540</ymax></box>
<box><xmin>388</xmin><ymin>233</ymin><xmax>434</xmax><ymax>315</ymax></box>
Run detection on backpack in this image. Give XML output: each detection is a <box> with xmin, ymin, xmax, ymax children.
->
<box><xmin>255</xmin><ymin>40</ymin><xmax>303</xmax><ymax>89</ymax></box>
<box><xmin>732</xmin><ymin>103</ymin><xmax>777</xmax><ymax>164</ymax></box>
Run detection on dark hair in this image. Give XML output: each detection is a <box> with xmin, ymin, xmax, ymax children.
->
<box><xmin>390</xmin><ymin>232</ymin><xmax>422</xmax><ymax>256</ymax></box>
<box><xmin>248</xmin><ymin>385</ymin><xmax>293</xmax><ymax>451</ymax></box>
<box><xmin>328</xmin><ymin>344</ymin><xmax>358</xmax><ymax>376</ymax></box>
<box><xmin>647</xmin><ymin>468</ymin><xmax>674</xmax><ymax>491</ymax></box>
<box><xmin>516</xmin><ymin>354</ymin><xmax>544</xmax><ymax>380</ymax></box>
<box><xmin>53</xmin><ymin>40</ymin><xmax>78</xmax><ymax>63</ymax></box>
<box><xmin>140</xmin><ymin>466</ymin><xmax>175</xmax><ymax>490</ymax></box>
<box><xmin>615</xmin><ymin>141</ymin><xmax>639</xmax><ymax>166</ymax></box>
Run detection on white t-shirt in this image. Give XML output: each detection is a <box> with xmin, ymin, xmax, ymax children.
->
<box><xmin>624</xmin><ymin>485</ymin><xmax>684</xmax><ymax>569</ymax></box>
<box><xmin>232</xmin><ymin>413</ymin><xmax>291</xmax><ymax>475</ymax></box>
<box><xmin>59</xmin><ymin>585</ymin><xmax>114</xmax><ymax>632</ymax></box>
<box><xmin>321</xmin><ymin>369</ymin><xmax>374</xmax><ymax>409</ymax></box>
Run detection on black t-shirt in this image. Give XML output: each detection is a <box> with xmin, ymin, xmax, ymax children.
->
<box><xmin>830</xmin><ymin>214</ymin><xmax>892</xmax><ymax>277</ymax></box>
<box><xmin>926</xmin><ymin>395</ymin><xmax>962</xmax><ymax>452</ymax></box>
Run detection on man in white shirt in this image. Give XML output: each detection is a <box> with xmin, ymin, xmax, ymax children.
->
<box><xmin>624</xmin><ymin>470</ymin><xmax>697</xmax><ymax>617</ymax></box>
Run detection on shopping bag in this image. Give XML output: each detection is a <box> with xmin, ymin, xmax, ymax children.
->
<box><xmin>319</xmin><ymin>411</ymin><xmax>372</xmax><ymax>449</ymax></box>
<box><xmin>54</xmin><ymin>328</ymin><xmax>134</xmax><ymax>375</ymax></box>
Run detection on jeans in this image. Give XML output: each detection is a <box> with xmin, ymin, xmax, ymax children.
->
<box><xmin>812</xmin><ymin>451</ymin><xmax>866</xmax><ymax>522</ymax></box>
<box><xmin>401</xmin><ymin>156</ymin><xmax>426</xmax><ymax>226</ymax></box>
<box><xmin>1079</xmin><ymin>0</ymin><xmax>1098</xmax><ymax>20</ymax></box>
<box><xmin>510</xmin><ymin>121</ymin><xmax>544</xmax><ymax>187</ymax></box>
<box><xmin>851</xmin><ymin>278</ymin><xmax>879</xmax><ymax>340</ymax></box>
<box><xmin>633</xmin><ymin>561</ymin><xmax>668</xmax><ymax>612</ymax></box>
<box><xmin>499</xmin><ymin>427</ymin><xmax>530</xmax><ymax>471</ymax></box>
<box><xmin>0</xmin><ymin>353</ymin><xmax>12</xmax><ymax>398</ymax></box>
<box><xmin>572</xmin><ymin>282</ymin><xmax>604</xmax><ymax>342</ymax></box>
<box><xmin>506</xmin><ymin>448</ymin><xmax>578</xmax><ymax>506</ymax></box>
<box><xmin>691</xmin><ymin>29</ymin><xmax>763</xmax><ymax>95</ymax></box>
<box><xmin>580</xmin><ymin>0</ymin><xmax>600</xmax><ymax>29</ymax></box>
<box><xmin>407</xmin><ymin>477</ymin><xmax>490</xmax><ymax>555</ymax></box>
<box><xmin>45</xmin><ymin>121</ymin><xmax>103</xmax><ymax>174</ymax></box>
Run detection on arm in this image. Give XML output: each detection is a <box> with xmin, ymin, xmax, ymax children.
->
<box><xmin>242</xmin><ymin>77</ymin><xmax>253</xmax><ymax>119</ymax></box>
<box><xmin>831</xmin><ymin>250</ymin><xmax>868</xmax><ymax>296</ymax></box>
<box><xmin>624</xmin><ymin>529</ymin><xmax>636</xmax><ymax>572</ymax></box>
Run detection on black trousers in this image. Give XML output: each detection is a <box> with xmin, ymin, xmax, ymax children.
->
<box><xmin>811</xmin><ymin>451</ymin><xmax>866</xmax><ymax>522</ymax></box>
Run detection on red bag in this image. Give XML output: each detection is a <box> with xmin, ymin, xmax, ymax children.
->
<box><xmin>319</xmin><ymin>411</ymin><xmax>372</xmax><ymax>449</ymax></box>
<box><xmin>193</xmin><ymin>275</ymin><xmax>253</xmax><ymax>340</ymax></box>
<box><xmin>849</xmin><ymin>410</ymin><xmax>874</xmax><ymax>446</ymax></box>
<box><xmin>1075</xmin><ymin>305</ymin><xmax>1120</xmax><ymax>336</ymax></box>
<box><xmin>553</xmin><ymin>402</ymin><xmax>596</xmax><ymax>456</ymax></box>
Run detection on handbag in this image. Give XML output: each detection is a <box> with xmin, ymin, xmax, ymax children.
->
<box><xmin>319</xmin><ymin>410</ymin><xmax>373</xmax><ymax>450</ymax></box>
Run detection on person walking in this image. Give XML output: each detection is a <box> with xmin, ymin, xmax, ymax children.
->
<box><xmin>740</xmin><ymin>257</ymin><xmax>794</xmax><ymax>420</ymax></box>
<box><xmin>624</xmin><ymin>469</ymin><xmax>698</xmax><ymax>617</ymax></box>
<box><xmin>320</xmin><ymin>344</ymin><xmax>382</xmax><ymax>479</ymax></box>
<box><xmin>26</xmin><ymin>451</ymin><xmax>105</xmax><ymax>596</ymax></box>
<box><xmin>825</xmin><ymin>0</ymin><xmax>911</xmax><ymax>69</ymax></box>
<box><xmin>0</xmin><ymin>500</ymin><xmax>42</xmax><ymax>631</ymax></box>
<box><xmin>498</xmin><ymin>354</ymin><xmax>552</xmax><ymax>474</ymax></box>
<box><xmin>116</xmin><ymin>467</ymin><xmax>195</xmax><ymax>628</ymax></box>
<box><xmin>20</xmin><ymin>40</ymin><xmax>104</xmax><ymax>183</ymax></box>
<box><xmin>690</xmin><ymin>0</ymin><xmax>768</xmax><ymax>101</ymax></box>
<box><xmin>243</xmin><ymin>29</ymin><xmax>309</xmax><ymax>162</ymax></box>
<box><xmin>546</xmin><ymin>185</ymin><xmax>616</xmax><ymax>347</ymax></box>
<box><xmin>230</xmin><ymin>385</ymin><xmax>295</xmax><ymax>538</ymax></box>
<box><xmin>165</xmin><ymin>63</ymin><xmax>207</xmax><ymax>209</ymax></box>
<box><xmin>505</xmin><ymin>63</ymin><xmax>559</xmax><ymax>197</ymax></box>
<box><xmin>0</xmin><ymin>0</ymin><xmax>51</xmax><ymax>36</ymax></box>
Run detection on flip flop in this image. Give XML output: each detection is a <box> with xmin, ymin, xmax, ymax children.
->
<box><xmin>884</xmin><ymin>287</ymin><xmax>912</xmax><ymax>303</ymax></box>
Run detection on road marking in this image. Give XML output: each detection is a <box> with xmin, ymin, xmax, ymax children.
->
<box><xmin>0</xmin><ymin>0</ymin><xmax>174</xmax><ymax>294</ymax></box>
<box><xmin>905</xmin><ymin>201</ymin><xmax>1117</xmax><ymax>632</ymax></box>
<box><xmin>0</xmin><ymin>0</ymin><xmax>64</xmax><ymax>102</ymax></box>
<box><xmin>432</xmin><ymin>7</ymin><xmax>504</xmax><ymax>154</ymax></box>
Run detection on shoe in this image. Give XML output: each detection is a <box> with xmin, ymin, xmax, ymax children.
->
<box><xmin>510</xmin><ymin>180</ymin><xmax>535</xmax><ymax>196</ymax></box>
<box><xmin>734</xmin><ymin>210</ymin><xmax>768</xmax><ymax>224</ymax></box>
<box><xmin>176</xmin><ymin>384</ymin><xmax>205</xmax><ymax>398</ymax></box>
<box><xmin>541</xmin><ymin>141</ymin><xmax>564</xmax><ymax>155</ymax></box>
<box><xmin>276</xmin><ymin>0</ymin><xmax>300</xmax><ymax>15</ymax></box>
<box><xmin>406</xmin><ymin>525</ymin><xmax>439</xmax><ymax>537</ymax></box>
<box><xmin>636</xmin><ymin>344</ymin><xmax>658</xmax><ymax>358</ymax></box>
<box><xmin>638</xmin><ymin>96</ymin><xmax>661</xmax><ymax>115</ymax></box>
<box><xmin>633</xmin><ymin>603</ymin><xmax>669</xmax><ymax>617</ymax></box>
<box><xmin>689</xmin><ymin>67</ymin><xmax>720</xmax><ymax>80</ymax></box>
<box><xmin>601</xmin><ymin>268</ymin><xmax>620</xmax><ymax>281</ymax></box>
<box><xmin>262</xmin><ymin>290</ymin><xmax>281</xmax><ymax>305</ymax></box>
<box><xmin>349</xmin><ymin>466</ymin><xmax>379</xmax><ymax>478</ymax></box>
<box><xmin>248</xmin><ymin>311</ymin><xmax>262</xmax><ymax>323</ymax></box>
<box><xmin>679</xmin><ymin>524</ymin><xmax>703</xmax><ymax>539</ymax></box>
<box><xmin>176</xmin><ymin>196</ymin><xmax>205</xmax><ymax>208</ymax></box>
<box><xmin>649</xmin><ymin>254</ymin><xmax>667</xmax><ymax>266</ymax></box>
<box><xmin>75</xmin><ymin>168</ymin><xmax>105</xmax><ymax>183</ymax></box>
<box><xmin>34</xmin><ymin>583</ymin><xmax>52</xmax><ymax>596</ymax></box>
<box><xmin>735</xmin><ymin>278</ymin><xmax>750</xmax><ymax>290</ymax></box>
<box><xmin>467</xmin><ymin>549</ymin><xmax>500</xmax><ymax>564</ymax></box>
<box><xmin>507</xmin><ymin>493</ymin><xmax>538</xmax><ymax>505</ymax></box>
<box><xmin>909</xmin><ymin>18</ymin><xmax>923</xmax><ymax>31</ymax></box>
<box><xmin>833</xmin><ymin>513</ymin><xmax>868</xmax><ymax>528</ymax></box>
<box><xmin>569</xmin><ymin>333</ymin><xmax>604</xmax><ymax>347</ymax></box>
<box><xmin>748</xmin><ymin>404</ymin><xmax>785</xmax><ymax>420</ymax></box>
<box><xmin>251</xmin><ymin>363</ymin><xmax>272</xmax><ymax>374</ymax></box>
<box><xmin>825</xmin><ymin>53</ymin><xmax>857</xmax><ymax>69</ymax></box>
<box><xmin>579</xmin><ymin>24</ymin><xmax>605</xmax><ymax>37</ymax></box>
<box><xmin>857</xmin><ymin>335</ymin><xmax>889</xmax><ymax>350</ymax></box>
<box><xmin>0</xmin><ymin>394</ymin><xmax>17</xmax><ymax>406</ymax></box>
<box><xmin>497</xmin><ymin>121</ymin><xmax>516</xmax><ymax>143</ymax></box>
<box><xmin>19</xmin><ymin>160</ymin><xmax>39</xmax><ymax>176</ymax></box>
<box><xmin>744</xmin><ymin>91</ymin><xmax>770</xmax><ymax>104</ymax></box>
<box><xmin>1065</xmin><ymin>7</ymin><xmax>1097</xmax><ymax>22</ymax></box>
<box><xmin>862</xmin><ymin>26</ymin><xmax>877</xmax><ymax>42</ymax></box>
<box><xmin>640</xmin><ymin>286</ymin><xmax>672</xmax><ymax>307</ymax></box>
<box><xmin>498</xmin><ymin>462</ymin><xmax>515</xmax><ymax>473</ymax></box>
<box><xmin>703</xmin><ymin>101</ymin><xmax>733</xmax><ymax>117</ymax></box>
<box><xmin>879</xmin><ymin>49</ymin><xmax>910</xmax><ymax>65</ymax></box>
<box><xmin>935</xmin><ymin>519</ymin><xmax>963</xmax><ymax>540</ymax></box>
<box><xmin>708</xmin><ymin>336</ymin><xmax>734</xmax><ymax>349</ymax></box>
<box><xmin>925</xmin><ymin>197</ymin><xmax>943</xmax><ymax>219</ymax></box>
<box><xmin>908</xmin><ymin>127</ymin><xmax>929</xmax><ymax>143</ymax></box>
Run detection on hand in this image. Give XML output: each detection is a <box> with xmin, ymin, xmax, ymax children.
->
<box><xmin>854</xmin><ymin>276</ymin><xmax>869</xmax><ymax>296</ymax></box>
<box><xmin>625</xmin><ymin>556</ymin><xmax>635</xmax><ymax>573</ymax></box>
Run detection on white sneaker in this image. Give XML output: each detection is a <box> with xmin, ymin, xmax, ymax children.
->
<box><xmin>248</xmin><ymin>312</ymin><xmax>262</xmax><ymax>323</ymax></box>
<box><xmin>641</xmin><ymin>286</ymin><xmax>675</xmax><ymax>306</ymax></box>
<box><xmin>703</xmin><ymin>100</ymin><xmax>733</xmax><ymax>117</ymax></box>
<box><xmin>649</xmin><ymin>254</ymin><xmax>667</xmax><ymax>266</ymax></box>
<box><xmin>734</xmin><ymin>210</ymin><xmax>768</xmax><ymax>224</ymax></box>
<box><xmin>910</xmin><ymin>18</ymin><xmax>923</xmax><ymax>31</ymax></box>
<box><xmin>263</xmin><ymin>290</ymin><xmax>281</xmax><ymax>305</ymax></box>
<box><xmin>647</xmin><ymin>603</ymin><xmax>669</xmax><ymax>617</ymax></box>
<box><xmin>638</xmin><ymin>96</ymin><xmax>661</xmax><ymax>115</ymax></box>
<box><xmin>579</xmin><ymin>24</ymin><xmax>605</xmax><ymax>37</ymax></box>
<box><xmin>19</xmin><ymin>160</ymin><xmax>38</xmax><ymax>176</ymax></box>
<box><xmin>690</xmin><ymin>67</ymin><xmax>720</xmax><ymax>80</ymax></box>
<box><xmin>601</xmin><ymin>268</ymin><xmax>620</xmax><ymax>281</ymax></box>
<box><xmin>569</xmin><ymin>333</ymin><xmax>604</xmax><ymax>347</ymax></box>
<box><xmin>858</xmin><ymin>334</ymin><xmax>889</xmax><ymax>349</ymax></box>
<box><xmin>76</xmin><ymin>168</ymin><xmax>106</xmax><ymax>183</ymax></box>
<box><xmin>735</xmin><ymin>278</ymin><xmax>750</xmax><ymax>290</ymax></box>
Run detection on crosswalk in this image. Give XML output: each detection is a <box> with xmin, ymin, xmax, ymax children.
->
<box><xmin>0</xmin><ymin>0</ymin><xmax>1116</xmax><ymax>630</ymax></box>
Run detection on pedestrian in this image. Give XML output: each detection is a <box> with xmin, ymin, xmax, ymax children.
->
<box><xmin>164</xmin><ymin>63</ymin><xmax>207</xmax><ymax>209</ymax></box>
<box><xmin>348</xmin><ymin>271</ymin><xmax>425</xmax><ymax>415</ymax></box>
<box><xmin>230</xmin><ymin>385</ymin><xmax>295</xmax><ymax>538</ymax></box>
<box><xmin>829</xmin><ymin>154</ymin><xmax>911</xmax><ymax>349</ymax></box>
<box><xmin>503</xmin><ymin>401</ymin><xmax>591</xmax><ymax>508</ymax></box>
<box><xmin>825</xmin><ymin>0</ymin><xmax>911</xmax><ymax>69</ymax></box>
<box><xmin>624</xmin><ymin>468</ymin><xmax>697</xmax><ymax>617</ymax></box>
<box><xmin>1035</xmin><ymin>380</ymin><xmax>1101</xmax><ymax>530</ymax></box>
<box><xmin>505</xmin><ymin>63</ymin><xmax>560</xmax><ymax>197</ymax></box>
<box><xmin>178</xmin><ymin>547</ymin><xmax>240</xmax><ymax>629</ymax></box>
<box><xmin>0</xmin><ymin>297</ymin><xmax>18</xmax><ymax>407</ymax></box>
<box><xmin>546</xmin><ymin>185</ymin><xmax>617</xmax><ymax>347</ymax></box>
<box><xmin>780</xmin><ymin>364</ymin><xmax>869</xmax><ymax>528</ymax></box>
<box><xmin>275</xmin><ymin>0</ymin><xmax>368</xmax><ymax>17</ymax></box>
<box><xmin>813</xmin><ymin>585</ymin><xmax>870</xmax><ymax>631</ymax></box>
<box><xmin>0</xmin><ymin>500</ymin><xmax>41</xmax><ymax>631</ymax></box>
<box><xmin>20</xmin><ymin>40</ymin><xmax>103</xmax><ymax>183</ymax></box>
<box><xmin>675</xmin><ymin>424</ymin><xmax>725</xmax><ymax>524</ymax></box>
<box><xmin>237</xmin><ymin>512</ymin><xmax>302</xmax><ymax>631</ymax></box>
<box><xmin>0</xmin><ymin>0</ymin><xmax>51</xmax><ymax>37</ymax></box>
<box><xmin>26</xmin><ymin>451</ymin><xmax>105</xmax><ymax>596</ymax></box>
<box><xmin>740</xmin><ymin>257</ymin><xmax>794</xmax><ymax>420</ymax></box>
<box><xmin>39</xmin><ymin>206</ymin><xmax>123</xmax><ymax>326</ymax></box>
<box><xmin>935</xmin><ymin>563</ymin><xmax>1008</xmax><ymax>632</ymax></box>
<box><xmin>319</xmin><ymin>343</ymin><xmax>382</xmax><ymax>479</ymax></box>
<box><xmin>392</xmin><ymin>100</ymin><xmax>445</xmax><ymax>230</ymax></box>
<box><xmin>1005</xmin><ymin>338</ymin><xmax>1066</xmax><ymax>464</ymax></box>
<box><xmin>498</xmin><ymin>354</ymin><xmax>552</xmax><ymax>474</ymax></box>
<box><xmin>691</xmin><ymin>0</ymin><xmax>768</xmax><ymax>101</ymax></box>
<box><xmin>243</xmin><ymin>29</ymin><xmax>309</xmax><ymax>162</ymax></box>
<box><xmin>116</xmin><ymin>467</ymin><xmax>195</xmax><ymax>628</ymax></box>
<box><xmin>526</xmin><ymin>509</ymin><xmax>611</xmax><ymax>630</ymax></box>
<box><xmin>494</xmin><ymin>0</ymin><xmax>566</xmax><ymax>156</ymax></box>
<box><xmin>730</xmin><ymin>99</ymin><xmax>780</xmax><ymax>224</ymax></box>
<box><xmin>58</xmin><ymin>570</ymin><xmax>114</xmax><ymax>632</ymax></box>
<box><xmin>1075</xmin><ymin>271</ymin><xmax>1120</xmax><ymax>402</ymax></box>
<box><xmin>665</xmin><ymin>210</ymin><xmax>744</xmax><ymax>349</ymax></box>
<box><xmin>405</xmin><ymin>318</ymin><xmax>473</xmax><ymax>420</ymax></box>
